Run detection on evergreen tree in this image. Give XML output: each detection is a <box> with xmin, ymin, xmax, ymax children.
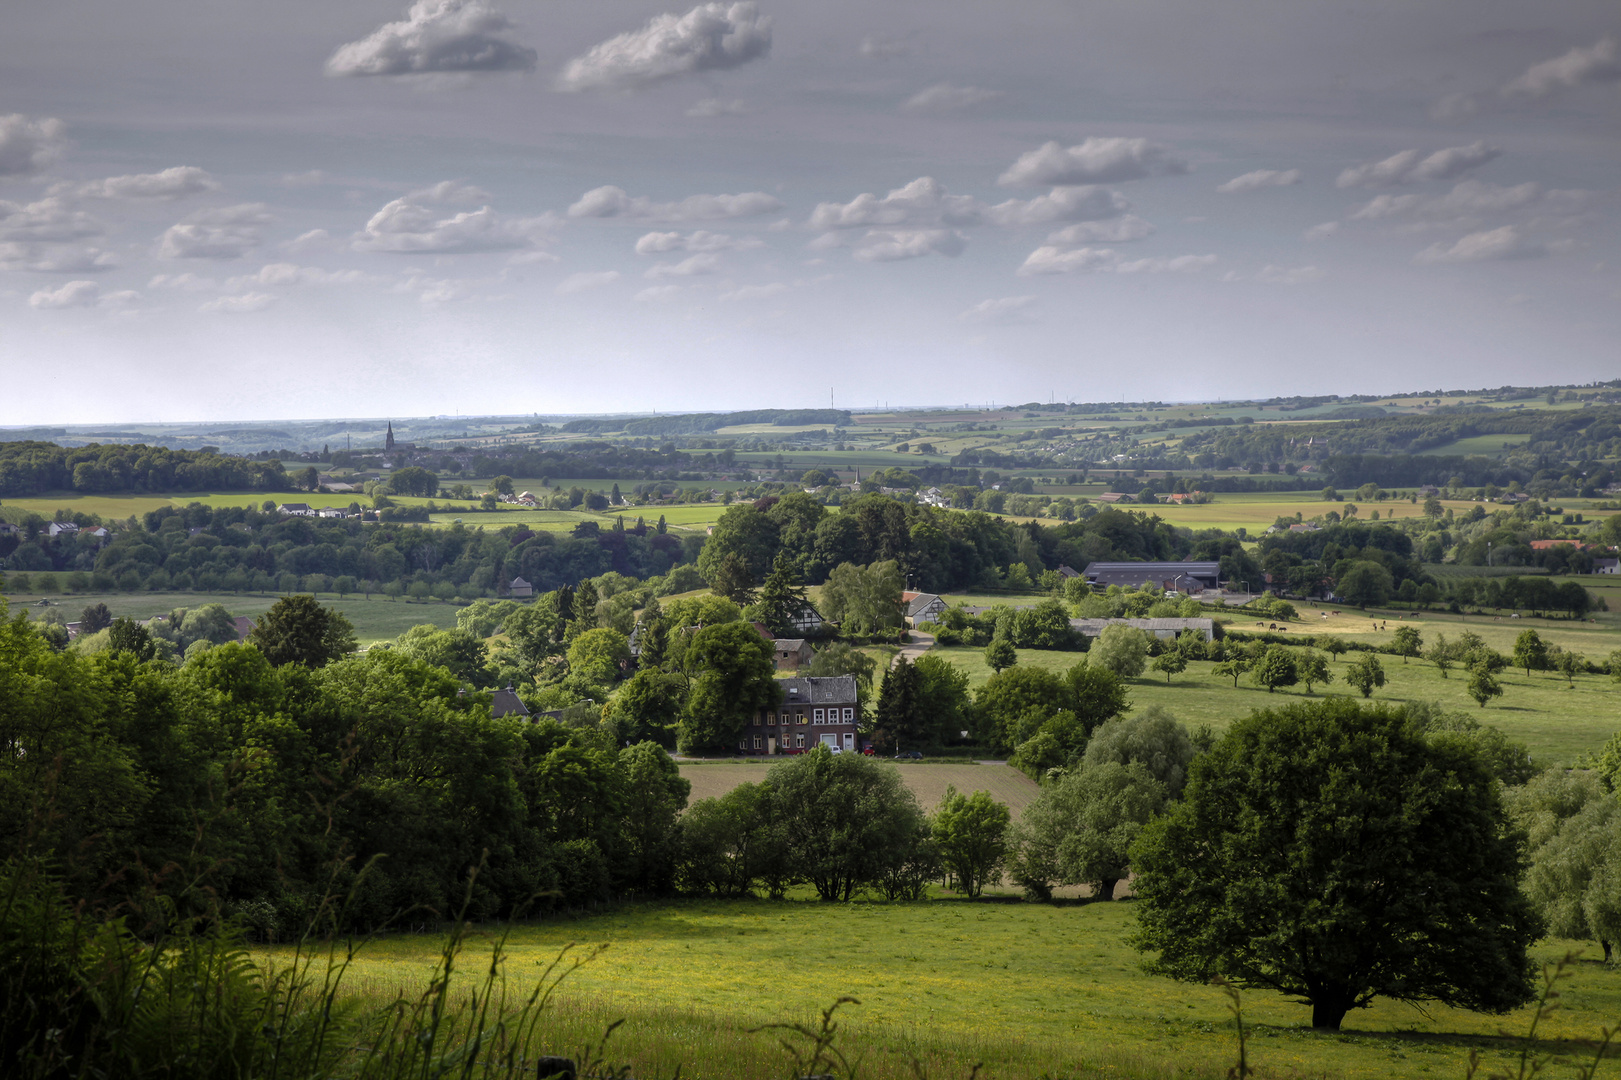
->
<box><xmin>752</xmin><ymin>554</ymin><xmax>810</xmax><ymax>636</ymax></box>
<box><xmin>874</xmin><ymin>656</ymin><xmax>923</xmax><ymax>750</ymax></box>
<box><xmin>567</xmin><ymin>579</ymin><xmax>600</xmax><ymax>643</ymax></box>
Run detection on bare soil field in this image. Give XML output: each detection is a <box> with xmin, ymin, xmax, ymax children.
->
<box><xmin>679</xmin><ymin>760</ymin><xmax>1040</xmax><ymax>817</ymax></box>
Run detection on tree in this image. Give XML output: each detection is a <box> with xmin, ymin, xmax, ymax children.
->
<box><xmin>1337</xmin><ymin>561</ymin><xmax>1393</xmax><ymax>609</ymax></box>
<box><xmin>1129</xmin><ymin>697</ymin><xmax>1541</xmax><ymax>1030</ymax></box>
<box><xmin>1344</xmin><ymin>653</ymin><xmax>1385</xmax><ymax>698</ymax></box>
<box><xmin>1083</xmin><ymin>705</ymin><xmax>1196</xmax><ymax>797</ymax></box>
<box><xmin>1089</xmin><ymin>624</ymin><xmax>1148</xmax><ymax>678</ymax></box>
<box><xmin>489</xmin><ymin>475</ymin><xmax>515</xmax><ymax>495</ymax></box>
<box><xmin>820</xmin><ymin>560</ymin><xmax>904</xmax><ymax>635</ymax></box>
<box><xmin>1513</xmin><ymin>629</ymin><xmax>1548</xmax><ymax>677</ymax></box>
<box><xmin>1554</xmin><ymin>648</ymin><xmax>1584</xmax><ymax>688</ymax></box>
<box><xmin>565</xmin><ymin>627</ymin><xmax>631</xmax><ymax>686</ymax></box>
<box><xmin>1212</xmin><ymin>657</ymin><xmax>1251</xmax><ymax>688</ymax></box>
<box><xmin>1509</xmin><ymin>770</ymin><xmax>1621</xmax><ymax>963</ymax></box>
<box><xmin>1152</xmin><ymin>651</ymin><xmax>1187</xmax><ymax>683</ymax></box>
<box><xmin>873</xmin><ymin>656</ymin><xmax>923</xmax><ymax>750</ymax></box>
<box><xmin>932</xmin><ymin>787</ymin><xmax>1011</xmax><ymax>898</ymax></box>
<box><xmin>394</xmin><ymin>624</ymin><xmax>491</xmax><ymax>685</ymax></box>
<box><xmin>984</xmin><ymin>637</ymin><xmax>1017</xmax><ymax>673</ymax></box>
<box><xmin>912</xmin><ymin>654</ymin><xmax>975</xmax><ymax>746</ymax></box>
<box><xmin>617</xmin><ymin>741</ymin><xmax>691</xmax><ymax>894</ymax></box>
<box><xmin>976</xmin><ymin>664</ymin><xmax>1069</xmax><ymax>754</ymax></box>
<box><xmin>608</xmin><ymin>668</ymin><xmax>687</xmax><ymax>746</ymax></box>
<box><xmin>106</xmin><ymin>617</ymin><xmax>157</xmax><ymax>661</ymax></box>
<box><xmin>749</xmin><ymin>554</ymin><xmax>809</xmax><ymax>636</ymax></box>
<box><xmin>247</xmin><ymin>594</ymin><xmax>357</xmax><ymax>668</ymax></box>
<box><xmin>1390</xmin><ymin>625</ymin><xmax>1422</xmax><ymax>664</ymax></box>
<box><xmin>1297</xmin><ymin>649</ymin><xmax>1332</xmax><ymax>694</ymax></box>
<box><xmin>1011</xmin><ymin>761</ymin><xmax>1168</xmax><ymax>902</ymax></box>
<box><xmin>708</xmin><ymin>552</ymin><xmax>757</xmax><ymax>606</ymax></box>
<box><xmin>679</xmin><ymin>621</ymin><xmax>778</xmax><ymax>753</ymax></box>
<box><xmin>805</xmin><ymin>641</ymin><xmax>879</xmax><ymax>711</ymax></box>
<box><xmin>677</xmin><ymin>782</ymin><xmax>792</xmax><ymax>897</ymax></box>
<box><xmin>1249</xmin><ymin>645</ymin><xmax>1298</xmax><ymax>693</ymax></box>
<box><xmin>78</xmin><ymin>602</ymin><xmax>113</xmax><ymax>635</ymax></box>
<box><xmin>1321</xmin><ymin>636</ymin><xmax>1349</xmax><ymax>662</ymax></box>
<box><xmin>1468</xmin><ymin>666</ymin><xmax>1504</xmax><ymax>708</ymax></box>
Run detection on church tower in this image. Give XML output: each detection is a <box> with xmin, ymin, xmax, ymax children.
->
<box><xmin>385</xmin><ymin>422</ymin><xmax>395</xmax><ymax>452</ymax></box>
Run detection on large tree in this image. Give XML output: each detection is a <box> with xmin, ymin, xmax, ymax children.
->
<box><xmin>932</xmin><ymin>787</ymin><xmax>1011</xmax><ymax>898</ymax></box>
<box><xmin>820</xmin><ymin>559</ymin><xmax>905</xmax><ymax>634</ymax></box>
<box><xmin>247</xmin><ymin>594</ymin><xmax>357</xmax><ymax>668</ymax></box>
<box><xmin>1130</xmin><ymin>697</ymin><xmax>1541</xmax><ymax>1031</ymax></box>
<box><xmin>678</xmin><ymin>621</ymin><xmax>778</xmax><ymax>753</ymax></box>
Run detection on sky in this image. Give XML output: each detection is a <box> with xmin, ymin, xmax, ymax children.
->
<box><xmin>1</xmin><ymin>0</ymin><xmax>1618</xmax><ymax>424</ymax></box>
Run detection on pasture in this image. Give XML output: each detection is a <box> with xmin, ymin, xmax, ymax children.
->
<box><xmin>680</xmin><ymin>761</ymin><xmax>1040</xmax><ymax>819</ymax></box>
<box><xmin>273</xmin><ymin>900</ymin><xmax>1621</xmax><ymax>1080</ymax></box>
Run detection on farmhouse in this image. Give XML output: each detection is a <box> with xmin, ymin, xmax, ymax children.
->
<box><xmin>784</xmin><ymin>604</ymin><xmax>825</xmax><ymax>634</ymax></box>
<box><xmin>1595</xmin><ymin>558</ymin><xmax>1620</xmax><ymax>575</ymax></box>
<box><xmin>277</xmin><ymin>503</ymin><xmax>314</xmax><ymax>517</ymax></box>
<box><xmin>772</xmin><ymin>638</ymin><xmax>815</xmax><ymax>670</ymax></box>
<box><xmin>1070</xmin><ymin>617</ymin><xmax>1216</xmax><ymax>642</ymax></box>
<box><xmin>489</xmin><ymin>685</ymin><xmax>531</xmax><ymax>719</ymax></box>
<box><xmin>1082</xmin><ymin>561</ymin><xmax>1222</xmax><ymax>592</ymax></box>
<box><xmin>742</xmin><ymin>675</ymin><xmax>860</xmax><ymax>756</ymax></box>
<box><xmin>508</xmin><ymin>576</ymin><xmax>534</xmax><ymax>599</ymax></box>
<box><xmin>902</xmin><ymin>591</ymin><xmax>948</xmax><ymax>626</ymax></box>
<box><xmin>47</xmin><ymin>522</ymin><xmax>79</xmax><ymax>537</ymax></box>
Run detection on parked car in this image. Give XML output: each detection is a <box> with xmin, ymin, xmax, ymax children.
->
<box><xmin>894</xmin><ymin>750</ymin><xmax>923</xmax><ymax>760</ymax></box>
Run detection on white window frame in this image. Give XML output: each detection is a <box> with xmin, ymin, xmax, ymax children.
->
<box><xmin>842</xmin><ymin>707</ymin><xmax>854</xmax><ymax>721</ymax></box>
<box><xmin>813</xmin><ymin>708</ymin><xmax>824</xmax><ymax>723</ymax></box>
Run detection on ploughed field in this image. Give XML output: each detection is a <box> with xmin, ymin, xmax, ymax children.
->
<box><xmin>680</xmin><ymin>761</ymin><xmax>1040</xmax><ymax>819</ymax></box>
<box><xmin>275</xmin><ymin>899</ymin><xmax>1621</xmax><ymax>1080</ymax></box>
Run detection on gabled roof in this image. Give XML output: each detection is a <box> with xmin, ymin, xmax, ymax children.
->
<box><xmin>904</xmin><ymin>592</ymin><xmax>946</xmax><ymax>617</ymax></box>
<box><xmin>490</xmin><ymin>686</ymin><xmax>531</xmax><ymax>718</ymax></box>
<box><xmin>775</xmin><ymin>675</ymin><xmax>857</xmax><ymax>706</ymax></box>
<box><xmin>773</xmin><ymin>638</ymin><xmax>809</xmax><ymax>652</ymax></box>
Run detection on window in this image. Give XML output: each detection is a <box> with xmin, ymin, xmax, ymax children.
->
<box><xmin>813</xmin><ymin>708</ymin><xmax>824</xmax><ymax>723</ymax></box>
<box><xmin>796</xmin><ymin>733</ymin><xmax>805</xmax><ymax>748</ymax></box>
<box><xmin>842</xmin><ymin>707</ymin><xmax>854</xmax><ymax>721</ymax></box>
<box><xmin>768</xmin><ymin>712</ymin><xmax>776</xmax><ymax>724</ymax></box>
<box><xmin>739</xmin><ymin>739</ymin><xmax>746</xmax><ymax>750</ymax></box>
<box><xmin>753</xmin><ymin>736</ymin><xmax>761</xmax><ymax>750</ymax></box>
<box><xmin>797</xmin><ymin>712</ymin><xmax>807</xmax><ymax>724</ymax></box>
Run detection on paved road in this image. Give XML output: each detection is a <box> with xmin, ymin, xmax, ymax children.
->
<box><xmin>891</xmin><ymin>629</ymin><xmax>936</xmax><ymax>668</ymax></box>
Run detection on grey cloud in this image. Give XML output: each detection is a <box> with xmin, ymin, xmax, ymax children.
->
<box><xmin>569</xmin><ymin>185</ymin><xmax>782</xmax><ymax>222</ymax></box>
<box><xmin>1303</xmin><ymin>222</ymin><xmax>1339</xmax><ymax>240</ymax></box>
<box><xmin>0</xmin><ymin>197</ymin><xmax>106</xmax><ymax>242</ymax></box>
<box><xmin>157</xmin><ymin>203</ymin><xmax>274</xmax><ymax>260</ymax></box>
<box><xmin>556</xmin><ymin>270</ymin><xmax>621</xmax><ymax>294</ymax></box>
<box><xmin>73</xmin><ymin>166</ymin><xmax>218</xmax><ymax>200</ymax></box>
<box><xmin>686</xmin><ymin>98</ymin><xmax>748</xmax><ymax>117</ymax></box>
<box><xmin>1043</xmin><ymin>215</ymin><xmax>1154</xmax><ymax>245</ymax></box>
<box><xmin>353</xmin><ymin>196</ymin><xmax>552</xmax><ymax>253</ymax></box>
<box><xmin>147</xmin><ymin>272</ymin><xmax>218</xmax><ymax>291</ymax></box>
<box><xmin>900</xmin><ymin>84</ymin><xmax>1003</xmax><ymax>114</ymax></box>
<box><xmin>634</xmin><ymin>229</ymin><xmax>757</xmax><ymax>254</ymax></box>
<box><xmin>1502</xmin><ymin>37</ymin><xmax>1620</xmax><ymax>98</ymax></box>
<box><xmin>0</xmin><ymin>115</ymin><xmax>66</xmax><ymax>177</ymax></box>
<box><xmin>555</xmin><ymin>2</ymin><xmax>771</xmax><ymax>93</ymax></box>
<box><xmin>851</xmin><ymin>228</ymin><xmax>965</xmax><ymax>262</ymax></box>
<box><xmin>858</xmin><ymin>35</ymin><xmax>910</xmax><ymax>59</ymax></box>
<box><xmin>28</xmin><ymin>279</ymin><xmax>103</xmax><ymax>309</ymax></box>
<box><xmin>645</xmin><ymin>253</ymin><xmax>720</xmax><ymax>277</ymax></box>
<box><xmin>0</xmin><ymin>242</ymin><xmax>116</xmax><ymax>273</ymax></box>
<box><xmin>1414</xmin><ymin>225</ymin><xmax>1565</xmax><ymax>263</ymax></box>
<box><xmin>997</xmin><ymin>138</ymin><xmax>1187</xmax><ymax>187</ymax></box>
<box><xmin>409</xmin><ymin>180</ymin><xmax>492</xmax><ymax>204</ymax></box>
<box><xmin>1429</xmin><ymin>92</ymin><xmax>1479</xmax><ymax>122</ymax></box>
<box><xmin>1335</xmin><ymin>141</ymin><xmax>1500</xmax><ymax>188</ymax></box>
<box><xmin>1216</xmin><ymin>168</ymin><xmax>1302</xmax><ymax>194</ymax></box>
<box><xmin>326</xmin><ymin>0</ymin><xmax>537</xmax><ymax>76</ymax></box>
<box><xmin>961</xmin><ymin>295</ymin><xmax>1037</xmax><ymax>324</ymax></box>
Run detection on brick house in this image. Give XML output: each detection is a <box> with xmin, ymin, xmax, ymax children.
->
<box><xmin>772</xmin><ymin>638</ymin><xmax>815</xmax><ymax>670</ymax></box>
<box><xmin>740</xmin><ymin>675</ymin><xmax>860</xmax><ymax>755</ymax></box>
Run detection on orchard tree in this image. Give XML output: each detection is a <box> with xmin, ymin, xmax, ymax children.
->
<box><xmin>1090</xmin><ymin>624</ymin><xmax>1149</xmax><ymax>678</ymax></box>
<box><xmin>985</xmin><ymin>636</ymin><xmax>1017</xmax><ymax>673</ymax></box>
<box><xmin>1249</xmin><ymin>645</ymin><xmax>1298</xmax><ymax>693</ymax></box>
<box><xmin>1345</xmin><ymin>653</ymin><xmax>1386</xmax><ymax>698</ymax></box>
<box><xmin>1297</xmin><ymin>650</ymin><xmax>1332</xmax><ymax>695</ymax></box>
<box><xmin>1513</xmin><ymin>629</ymin><xmax>1549</xmax><ymax>677</ymax></box>
<box><xmin>1130</xmin><ymin>697</ymin><xmax>1541</xmax><ymax>1030</ymax></box>
<box><xmin>1213</xmin><ymin>657</ymin><xmax>1252</xmax><ymax>688</ymax></box>
<box><xmin>1152</xmin><ymin>651</ymin><xmax>1187</xmax><ymax>684</ymax></box>
<box><xmin>1391</xmin><ymin>626</ymin><xmax>1423</xmax><ymax>663</ymax></box>
<box><xmin>1468</xmin><ymin>666</ymin><xmax>1504</xmax><ymax>708</ymax></box>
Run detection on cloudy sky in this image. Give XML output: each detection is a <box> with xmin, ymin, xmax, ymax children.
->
<box><xmin>2</xmin><ymin>0</ymin><xmax>1618</xmax><ymax>424</ymax></box>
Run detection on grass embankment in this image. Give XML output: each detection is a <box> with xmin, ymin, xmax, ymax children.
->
<box><xmin>681</xmin><ymin>762</ymin><xmax>1039</xmax><ymax>819</ymax></box>
<box><xmin>276</xmin><ymin>899</ymin><xmax>1621</xmax><ymax>1080</ymax></box>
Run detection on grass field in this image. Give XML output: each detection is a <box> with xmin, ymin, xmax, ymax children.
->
<box><xmin>3</xmin><ymin>590</ymin><xmax>462</xmax><ymax>645</ymax></box>
<box><xmin>680</xmin><ymin>761</ymin><xmax>1040</xmax><ymax>819</ymax></box>
<box><xmin>266</xmin><ymin>899</ymin><xmax>1621</xmax><ymax>1080</ymax></box>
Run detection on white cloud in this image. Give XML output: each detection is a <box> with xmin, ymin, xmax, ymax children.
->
<box><xmin>1502</xmin><ymin>37</ymin><xmax>1620</xmax><ymax>99</ymax></box>
<box><xmin>556</xmin><ymin>270</ymin><xmax>622</xmax><ymax>294</ymax></box>
<box><xmin>1018</xmin><ymin>246</ymin><xmax>1214</xmax><ymax>276</ymax></box>
<box><xmin>569</xmin><ymin>185</ymin><xmax>782</xmax><ymax>222</ymax></box>
<box><xmin>226</xmin><ymin>263</ymin><xmax>376</xmax><ymax>289</ymax></box>
<box><xmin>353</xmin><ymin>196</ymin><xmax>552</xmax><ymax>253</ymax></box>
<box><xmin>0</xmin><ymin>197</ymin><xmax>106</xmax><ymax>243</ymax></box>
<box><xmin>556</xmin><ymin>2</ymin><xmax>771</xmax><ymax>93</ymax></box>
<box><xmin>28</xmin><ymin>279</ymin><xmax>101</xmax><ymax>309</ymax></box>
<box><xmin>409</xmin><ymin>179</ymin><xmax>491</xmax><ymax>204</ymax></box>
<box><xmin>73</xmin><ymin>166</ymin><xmax>218</xmax><ymax>200</ymax></box>
<box><xmin>998</xmin><ymin>138</ymin><xmax>1187</xmax><ymax>187</ymax></box>
<box><xmin>1335</xmin><ymin>141</ymin><xmax>1500</xmax><ymax>188</ymax></box>
<box><xmin>809</xmin><ymin>177</ymin><xmax>983</xmax><ymax>230</ymax></box>
<box><xmin>1303</xmin><ymin>222</ymin><xmax>1339</xmax><ymax>241</ymax></box>
<box><xmin>985</xmin><ymin>186</ymin><xmax>1131</xmax><ymax>227</ymax></box>
<box><xmin>851</xmin><ymin>229</ymin><xmax>966</xmax><ymax>262</ymax></box>
<box><xmin>0</xmin><ymin>242</ymin><xmax>116</xmax><ymax>273</ymax></box>
<box><xmin>200</xmin><ymin>292</ymin><xmax>277</xmax><ymax>313</ymax></box>
<box><xmin>1429</xmin><ymin>92</ymin><xmax>1479</xmax><ymax>122</ymax></box>
<box><xmin>634</xmin><ymin>284</ymin><xmax>683</xmax><ymax>302</ymax></box>
<box><xmin>1413</xmin><ymin>225</ymin><xmax>1561</xmax><ymax>264</ymax></box>
<box><xmin>158</xmin><ymin>203</ymin><xmax>274</xmax><ymax>260</ymax></box>
<box><xmin>325</xmin><ymin>0</ymin><xmax>537</xmax><ymax>76</ymax></box>
<box><xmin>147</xmin><ymin>272</ymin><xmax>219</xmax><ymax>291</ymax></box>
<box><xmin>720</xmin><ymin>282</ymin><xmax>786</xmax><ymax>301</ymax></box>
<box><xmin>1256</xmin><ymin>264</ymin><xmax>1325</xmax><ymax>284</ymax></box>
<box><xmin>285</xmin><ymin>229</ymin><xmax>338</xmax><ymax>254</ymax></box>
<box><xmin>1043</xmin><ymin>215</ymin><xmax>1153</xmax><ymax>245</ymax></box>
<box><xmin>645</xmin><ymin>253</ymin><xmax>720</xmax><ymax>277</ymax></box>
<box><xmin>1349</xmin><ymin>180</ymin><xmax>1584</xmax><ymax>224</ymax></box>
<box><xmin>961</xmin><ymin>295</ymin><xmax>1037</xmax><ymax>324</ymax></box>
<box><xmin>687</xmin><ymin>97</ymin><xmax>749</xmax><ymax>117</ymax></box>
<box><xmin>900</xmin><ymin>84</ymin><xmax>1003</xmax><ymax>113</ymax></box>
<box><xmin>1216</xmin><ymin>168</ymin><xmax>1302</xmax><ymax>194</ymax></box>
<box><xmin>634</xmin><ymin>229</ymin><xmax>758</xmax><ymax>254</ymax></box>
<box><xmin>0</xmin><ymin>115</ymin><xmax>66</xmax><ymax>177</ymax></box>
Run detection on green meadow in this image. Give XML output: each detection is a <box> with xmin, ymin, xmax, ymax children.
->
<box><xmin>266</xmin><ymin>899</ymin><xmax>1621</xmax><ymax>1080</ymax></box>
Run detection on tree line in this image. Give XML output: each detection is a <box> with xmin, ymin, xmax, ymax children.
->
<box><xmin>0</xmin><ymin>441</ymin><xmax>290</xmax><ymax>497</ymax></box>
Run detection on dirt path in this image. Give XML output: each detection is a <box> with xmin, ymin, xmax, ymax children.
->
<box><xmin>892</xmin><ymin>628</ymin><xmax>936</xmax><ymax>668</ymax></box>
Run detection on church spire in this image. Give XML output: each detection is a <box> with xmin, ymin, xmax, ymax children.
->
<box><xmin>385</xmin><ymin>421</ymin><xmax>395</xmax><ymax>452</ymax></box>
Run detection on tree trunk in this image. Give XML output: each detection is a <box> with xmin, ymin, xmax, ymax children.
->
<box><xmin>1604</xmin><ymin>940</ymin><xmax>1613</xmax><ymax>964</ymax></box>
<box><xmin>1095</xmin><ymin>878</ymin><xmax>1118</xmax><ymax>901</ymax></box>
<box><xmin>1311</xmin><ymin>993</ymin><xmax>1352</xmax><ymax>1031</ymax></box>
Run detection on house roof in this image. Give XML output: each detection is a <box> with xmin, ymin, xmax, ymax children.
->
<box><xmin>775</xmin><ymin>675</ymin><xmax>858</xmax><ymax>706</ymax></box>
<box><xmin>1070</xmin><ymin>617</ymin><xmax>1215</xmax><ymax>636</ymax></box>
<box><xmin>1082</xmin><ymin>561</ymin><xmax>1222</xmax><ymax>587</ymax></box>
<box><xmin>510</xmin><ymin>576</ymin><xmax>531</xmax><ymax>587</ymax></box>
<box><xmin>232</xmin><ymin>615</ymin><xmax>255</xmax><ymax>642</ymax></box>
<box><xmin>490</xmin><ymin>686</ymin><xmax>531</xmax><ymax>718</ymax></box>
<box><xmin>903</xmin><ymin>592</ymin><xmax>945</xmax><ymax>616</ymax></box>
<box><xmin>773</xmin><ymin>638</ymin><xmax>809</xmax><ymax>652</ymax></box>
